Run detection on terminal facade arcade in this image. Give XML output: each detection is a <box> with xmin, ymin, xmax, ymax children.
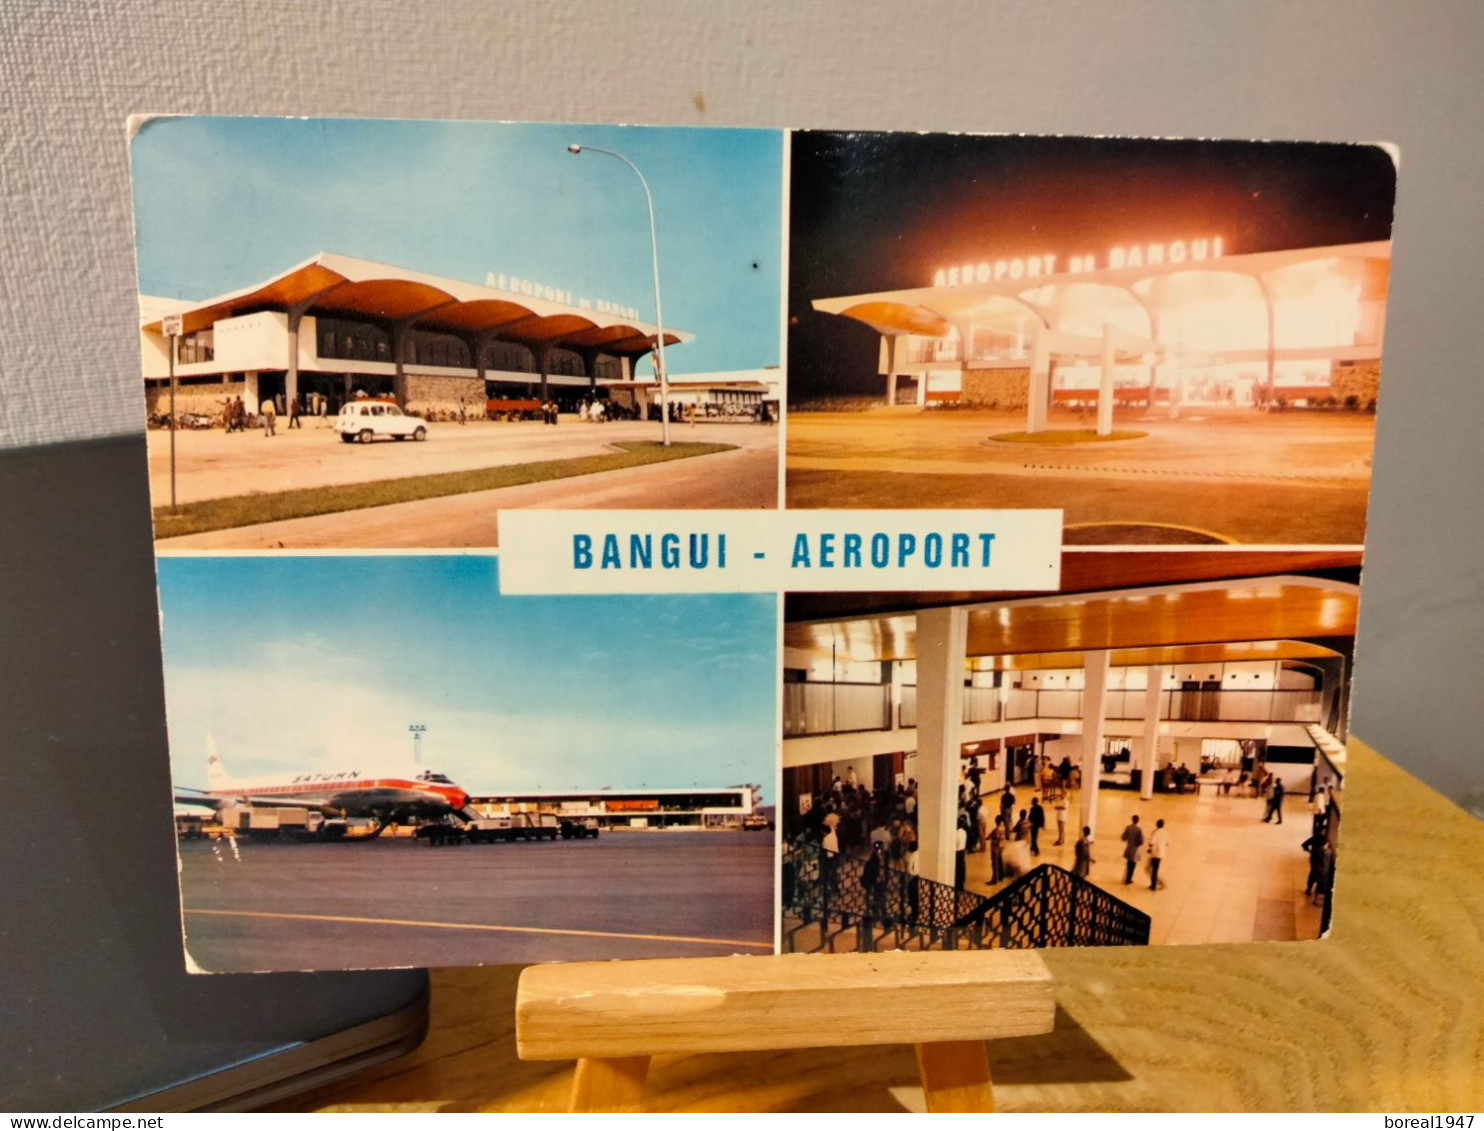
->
<box><xmin>140</xmin><ymin>252</ymin><xmax>691</xmax><ymax>421</ymax></box>
<box><xmin>812</xmin><ymin>239</ymin><xmax>1390</xmax><ymax>431</ymax></box>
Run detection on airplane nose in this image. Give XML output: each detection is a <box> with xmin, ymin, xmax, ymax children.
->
<box><xmin>451</xmin><ymin>789</ymin><xmax>469</xmax><ymax>810</ymax></box>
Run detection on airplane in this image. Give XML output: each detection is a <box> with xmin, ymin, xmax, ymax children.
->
<box><xmin>174</xmin><ymin>736</ymin><xmax>474</xmax><ymax>835</ymax></box>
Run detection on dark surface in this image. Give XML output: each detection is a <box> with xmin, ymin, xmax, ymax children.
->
<box><xmin>787</xmin><ymin>133</ymin><xmax>1397</xmax><ymax>402</ymax></box>
<box><xmin>179</xmin><ymin>831</ymin><xmax>776</xmax><ymax>972</ymax></box>
<box><xmin>0</xmin><ymin>436</ymin><xmax>427</xmax><ymax>1111</ymax></box>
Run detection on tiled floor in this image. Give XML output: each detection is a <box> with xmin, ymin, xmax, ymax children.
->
<box><xmin>966</xmin><ymin>786</ymin><xmax>1325</xmax><ymax>945</ymax></box>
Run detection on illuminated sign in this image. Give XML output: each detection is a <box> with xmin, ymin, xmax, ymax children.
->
<box><xmin>932</xmin><ymin>237</ymin><xmax>1224</xmax><ymax>287</ymax></box>
<box><xmin>485</xmin><ymin>271</ymin><xmax>641</xmax><ymax>320</ymax></box>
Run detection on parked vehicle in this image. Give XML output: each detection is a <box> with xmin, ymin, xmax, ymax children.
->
<box><xmin>334</xmin><ymin>399</ymin><xmax>428</xmax><ymax>444</ymax></box>
<box><xmin>464</xmin><ymin>813</ymin><xmax>561</xmax><ymax>843</ymax></box>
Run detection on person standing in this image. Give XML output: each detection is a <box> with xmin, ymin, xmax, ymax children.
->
<box><xmin>1147</xmin><ymin>818</ymin><xmax>1168</xmax><ymax>890</ymax></box>
<box><xmin>988</xmin><ymin>815</ymin><xmax>1006</xmax><ymax>884</ymax></box>
<box><xmin>862</xmin><ymin>842</ymin><xmax>889</xmax><ymax>924</ymax></box>
<box><xmin>260</xmin><ymin>396</ymin><xmax>276</xmax><ymax>437</ymax></box>
<box><xmin>999</xmin><ymin>783</ymin><xmax>1015</xmax><ymax>834</ymax></box>
<box><xmin>954</xmin><ymin>817</ymin><xmax>968</xmax><ymax>889</ymax></box>
<box><xmin>1265</xmin><ymin>778</ymin><xmax>1286</xmax><ymax>824</ymax></box>
<box><xmin>287</xmin><ymin>395</ymin><xmax>301</xmax><ymax>429</ymax></box>
<box><xmin>821</xmin><ymin>824</ymin><xmax>840</xmax><ymax>894</ymax></box>
<box><xmin>1053</xmin><ymin>793</ymin><xmax>1069</xmax><ymax>846</ymax></box>
<box><xmin>1120</xmin><ymin>815</ymin><xmax>1144</xmax><ymax>885</ymax></box>
<box><xmin>1301</xmin><ymin>830</ymin><xmax>1333</xmax><ymax>903</ymax></box>
<box><xmin>1073</xmin><ymin>826</ymin><xmax>1095</xmax><ymax>878</ymax></box>
<box><xmin>1013</xmin><ymin>808</ymin><xmax>1030</xmax><ymax>843</ymax></box>
<box><xmin>1029</xmin><ymin>797</ymin><xmax>1046</xmax><ymax>856</ymax></box>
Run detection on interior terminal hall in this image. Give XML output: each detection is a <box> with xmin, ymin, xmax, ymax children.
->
<box><xmin>781</xmin><ymin>551</ymin><xmax>1354</xmax><ymax>954</ymax></box>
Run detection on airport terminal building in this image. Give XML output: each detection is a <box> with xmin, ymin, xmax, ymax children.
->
<box><xmin>467</xmin><ymin>786</ymin><xmax>763</xmax><ymax>829</ymax></box>
<box><xmin>140</xmin><ymin>252</ymin><xmax>691</xmax><ymax>419</ymax></box>
<box><xmin>813</xmin><ymin>239</ymin><xmax>1390</xmax><ymax>431</ymax></box>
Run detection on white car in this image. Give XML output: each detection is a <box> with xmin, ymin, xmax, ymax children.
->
<box><xmin>334</xmin><ymin>400</ymin><xmax>428</xmax><ymax>444</ymax></box>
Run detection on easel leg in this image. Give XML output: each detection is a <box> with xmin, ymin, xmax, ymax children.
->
<box><xmin>569</xmin><ymin>1055</ymin><xmax>652</xmax><ymax>1112</ymax></box>
<box><xmin>915</xmin><ymin>1039</ymin><xmax>995</xmax><ymax>1113</ymax></box>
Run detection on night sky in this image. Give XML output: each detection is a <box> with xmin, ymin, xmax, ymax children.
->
<box><xmin>788</xmin><ymin>133</ymin><xmax>1397</xmax><ymax>401</ymax></box>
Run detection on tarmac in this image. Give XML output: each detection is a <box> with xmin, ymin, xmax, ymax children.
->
<box><xmin>786</xmin><ymin>405</ymin><xmax>1376</xmax><ymax>544</ymax></box>
<box><xmin>179</xmin><ymin>829</ymin><xmax>776</xmax><ymax>973</ymax></box>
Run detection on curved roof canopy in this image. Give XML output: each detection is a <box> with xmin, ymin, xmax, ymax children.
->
<box><xmin>141</xmin><ymin>252</ymin><xmax>692</xmax><ymax>357</ymax></box>
<box><xmin>814</xmin><ymin>240</ymin><xmax>1390</xmax><ymax>344</ymax></box>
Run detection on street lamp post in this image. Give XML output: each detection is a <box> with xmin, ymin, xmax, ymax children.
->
<box><xmin>409</xmin><ymin>723</ymin><xmax>426</xmax><ymax>766</ymax></box>
<box><xmin>162</xmin><ymin>314</ymin><xmax>182</xmax><ymax>510</ymax></box>
<box><xmin>567</xmin><ymin>144</ymin><xmax>671</xmax><ymax>447</ymax></box>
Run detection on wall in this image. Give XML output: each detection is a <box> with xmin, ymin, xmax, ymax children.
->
<box><xmin>961</xmin><ymin>366</ymin><xmax>1030</xmax><ymax>408</ymax></box>
<box><xmin>0</xmin><ymin>0</ymin><xmax>1479</xmax><ymax>812</ymax></box>
<box><xmin>142</xmin><ymin>377</ymin><xmax>243</xmax><ymax>418</ymax></box>
<box><xmin>405</xmin><ymin>373</ymin><xmax>483</xmax><ymax>416</ymax></box>
<box><xmin>1330</xmin><ymin>360</ymin><xmax>1382</xmax><ymax>406</ymax></box>
<box><xmin>214</xmin><ymin>311</ymin><xmax>292</xmax><ymax>375</ymax></box>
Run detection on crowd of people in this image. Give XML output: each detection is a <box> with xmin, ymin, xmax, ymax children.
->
<box><xmin>791</xmin><ymin>754</ymin><xmax>1341</xmax><ymax>914</ymax></box>
<box><xmin>794</xmin><ymin>758</ymin><xmax>1084</xmax><ymax>897</ymax></box>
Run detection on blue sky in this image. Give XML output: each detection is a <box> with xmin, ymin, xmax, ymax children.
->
<box><xmin>157</xmin><ymin>555</ymin><xmax>778</xmax><ymax>798</ymax></box>
<box><xmin>130</xmin><ymin>117</ymin><xmax>783</xmax><ymax>375</ymax></box>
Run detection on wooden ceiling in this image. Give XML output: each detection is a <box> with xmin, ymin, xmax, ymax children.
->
<box><xmin>967</xmin><ymin>640</ymin><xmax>1343</xmax><ymax>672</ymax></box>
<box><xmin>786</xmin><ymin>566</ymin><xmax>1360</xmax><ymax>666</ymax></box>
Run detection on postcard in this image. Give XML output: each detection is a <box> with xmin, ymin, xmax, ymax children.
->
<box><xmin>132</xmin><ymin>119</ymin><xmax>1393</xmax><ymax>972</ymax></box>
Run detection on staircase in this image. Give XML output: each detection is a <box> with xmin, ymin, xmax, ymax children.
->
<box><xmin>782</xmin><ymin>841</ymin><xmax>1151</xmax><ymax>954</ymax></box>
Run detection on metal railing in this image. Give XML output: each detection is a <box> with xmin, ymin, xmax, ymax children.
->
<box><xmin>788</xmin><ymin>684</ymin><xmax>1323</xmax><ymax>738</ymax></box>
<box><xmin>782</xmin><ymin>840</ymin><xmax>1150</xmax><ymax>953</ymax></box>
<box><xmin>1005</xmin><ymin>688</ymin><xmax>1322</xmax><ymax>723</ymax></box>
<box><xmin>782</xmin><ymin>682</ymin><xmax>891</xmax><ymax>737</ymax></box>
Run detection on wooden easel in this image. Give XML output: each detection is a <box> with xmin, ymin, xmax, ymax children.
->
<box><xmin>516</xmin><ymin>950</ymin><xmax>1055</xmax><ymax>1113</ymax></box>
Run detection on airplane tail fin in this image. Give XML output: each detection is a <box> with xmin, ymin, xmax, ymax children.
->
<box><xmin>206</xmin><ymin>734</ymin><xmax>232</xmax><ymax>789</ymax></box>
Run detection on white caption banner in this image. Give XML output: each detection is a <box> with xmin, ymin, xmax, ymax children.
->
<box><xmin>497</xmin><ymin>509</ymin><xmax>1062</xmax><ymax>594</ymax></box>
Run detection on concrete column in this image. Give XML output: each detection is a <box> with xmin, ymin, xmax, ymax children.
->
<box><xmin>1139</xmin><ymin>665</ymin><xmax>1167</xmax><ymax>801</ymax></box>
<box><xmin>884</xmin><ymin>334</ymin><xmax>899</xmax><ymax>406</ymax></box>
<box><xmin>1166</xmin><ymin>349</ymin><xmax>1182</xmax><ymax>420</ymax></box>
<box><xmin>472</xmin><ymin>335</ymin><xmax>488</xmax><ymax>389</ymax></box>
<box><xmin>392</xmin><ymin>323</ymin><xmax>409</xmax><ymax>408</ymax></box>
<box><xmin>1079</xmin><ymin>650</ymin><xmax>1111</xmax><ymax>839</ymax></box>
<box><xmin>1146</xmin><ymin>309</ymin><xmax>1162</xmax><ymax>410</ymax></box>
<box><xmin>889</xmin><ymin>660</ymin><xmax>904</xmax><ymax>732</ymax></box>
<box><xmin>536</xmin><ymin>345</ymin><xmax>550</xmax><ymax>402</ymax></box>
<box><xmin>286</xmin><ymin>310</ymin><xmax>302</xmax><ymax>412</ymax></box>
<box><xmin>915</xmin><ymin>606</ymin><xmax>968</xmax><ymax>888</ymax></box>
<box><xmin>1097</xmin><ymin>323</ymin><xmax>1116</xmax><ymax>436</ymax></box>
<box><xmin>917</xmin><ymin>368</ymin><xmax>929</xmax><ymax>406</ymax></box>
<box><xmin>1261</xmin><ymin>276</ymin><xmax>1278</xmax><ymax>404</ymax></box>
<box><xmin>1027</xmin><ymin>323</ymin><xmax>1050</xmax><ymax>434</ymax></box>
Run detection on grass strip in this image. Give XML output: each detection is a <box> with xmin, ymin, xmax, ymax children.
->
<box><xmin>987</xmin><ymin>429</ymin><xmax>1147</xmax><ymax>445</ymax></box>
<box><xmin>154</xmin><ymin>440</ymin><xmax>737</xmax><ymax>539</ymax></box>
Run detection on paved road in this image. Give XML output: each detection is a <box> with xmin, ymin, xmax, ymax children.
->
<box><xmin>786</xmin><ymin>406</ymin><xmax>1375</xmax><ymax>544</ymax></box>
<box><xmin>179</xmin><ymin>830</ymin><xmax>776</xmax><ymax>972</ymax></box>
<box><xmin>148</xmin><ymin>417</ymin><xmax>778</xmax><ymax>506</ymax></box>
<box><xmin>159</xmin><ymin>439</ymin><xmax>778</xmax><ymax>548</ymax></box>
